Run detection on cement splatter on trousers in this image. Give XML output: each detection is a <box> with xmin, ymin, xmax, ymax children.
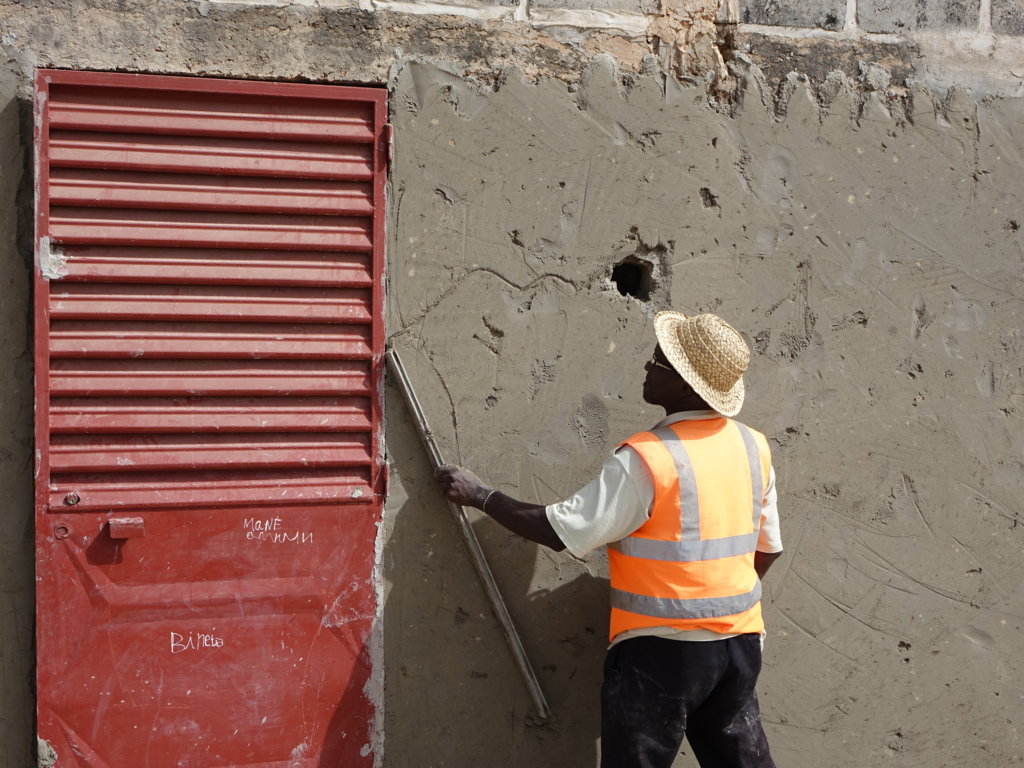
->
<box><xmin>600</xmin><ymin>634</ymin><xmax>775</xmax><ymax>768</ymax></box>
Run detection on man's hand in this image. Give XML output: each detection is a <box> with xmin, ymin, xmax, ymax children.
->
<box><xmin>434</xmin><ymin>465</ymin><xmax>491</xmax><ymax>509</ymax></box>
<box><xmin>434</xmin><ymin>465</ymin><xmax>565</xmax><ymax>551</ymax></box>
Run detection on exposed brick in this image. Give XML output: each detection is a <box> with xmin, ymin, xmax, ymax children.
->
<box><xmin>993</xmin><ymin>0</ymin><xmax>1024</xmax><ymax>34</ymax></box>
<box><xmin>530</xmin><ymin>0</ymin><xmax>658</xmax><ymax>11</ymax></box>
<box><xmin>859</xmin><ymin>0</ymin><xmax>980</xmax><ymax>33</ymax></box>
<box><xmin>740</xmin><ymin>0</ymin><xmax>845</xmax><ymax>30</ymax></box>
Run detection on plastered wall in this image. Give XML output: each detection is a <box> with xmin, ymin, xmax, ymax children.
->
<box><xmin>383</xmin><ymin>61</ymin><xmax>1024</xmax><ymax>766</ymax></box>
<box><xmin>0</xmin><ymin>1</ymin><xmax>1022</xmax><ymax>766</ymax></box>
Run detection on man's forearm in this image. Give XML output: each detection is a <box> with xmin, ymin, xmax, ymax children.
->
<box><xmin>475</xmin><ymin>490</ymin><xmax>566</xmax><ymax>552</ymax></box>
<box><xmin>434</xmin><ymin>465</ymin><xmax>567</xmax><ymax>552</ymax></box>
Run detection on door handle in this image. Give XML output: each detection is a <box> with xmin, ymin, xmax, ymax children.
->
<box><xmin>108</xmin><ymin>517</ymin><xmax>145</xmax><ymax>539</ymax></box>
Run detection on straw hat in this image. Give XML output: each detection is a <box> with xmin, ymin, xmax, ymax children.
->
<box><xmin>654</xmin><ymin>311</ymin><xmax>750</xmax><ymax>416</ymax></box>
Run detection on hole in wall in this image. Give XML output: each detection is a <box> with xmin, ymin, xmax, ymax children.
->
<box><xmin>611</xmin><ymin>258</ymin><xmax>653</xmax><ymax>301</ymax></box>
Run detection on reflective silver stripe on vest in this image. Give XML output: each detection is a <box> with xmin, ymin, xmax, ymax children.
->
<box><xmin>650</xmin><ymin>427</ymin><xmax>700</xmax><ymax>542</ymax></box>
<box><xmin>611</xmin><ymin>580</ymin><xmax>762</xmax><ymax>620</ymax></box>
<box><xmin>609</xmin><ymin>421</ymin><xmax>763</xmax><ymax>562</ymax></box>
<box><xmin>735</xmin><ymin>422</ymin><xmax>764</xmax><ymax>529</ymax></box>
<box><xmin>609</xmin><ymin>531</ymin><xmax>758</xmax><ymax>561</ymax></box>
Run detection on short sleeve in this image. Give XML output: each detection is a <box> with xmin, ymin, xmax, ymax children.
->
<box><xmin>545</xmin><ymin>448</ymin><xmax>651</xmax><ymax>558</ymax></box>
<box><xmin>757</xmin><ymin>466</ymin><xmax>783</xmax><ymax>553</ymax></box>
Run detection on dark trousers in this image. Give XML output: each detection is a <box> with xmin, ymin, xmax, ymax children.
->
<box><xmin>600</xmin><ymin>635</ymin><xmax>776</xmax><ymax>768</ymax></box>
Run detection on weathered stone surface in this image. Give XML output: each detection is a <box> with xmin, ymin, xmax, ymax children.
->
<box><xmin>993</xmin><ymin>0</ymin><xmax>1024</xmax><ymax>34</ymax></box>
<box><xmin>739</xmin><ymin>32</ymin><xmax>920</xmax><ymax>92</ymax></box>
<box><xmin>531</xmin><ymin>0</ymin><xmax>658</xmax><ymax>12</ymax></box>
<box><xmin>0</xmin><ymin>0</ymin><xmax>732</xmax><ymax>91</ymax></box>
<box><xmin>459</xmin><ymin>0</ymin><xmax>519</xmax><ymax>8</ymax></box>
<box><xmin>740</xmin><ymin>0</ymin><xmax>845</xmax><ymax>30</ymax></box>
<box><xmin>859</xmin><ymin>0</ymin><xmax>980</xmax><ymax>33</ymax></box>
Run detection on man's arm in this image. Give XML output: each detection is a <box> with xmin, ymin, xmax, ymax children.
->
<box><xmin>754</xmin><ymin>550</ymin><xmax>782</xmax><ymax>580</ymax></box>
<box><xmin>434</xmin><ymin>465</ymin><xmax>566</xmax><ymax>552</ymax></box>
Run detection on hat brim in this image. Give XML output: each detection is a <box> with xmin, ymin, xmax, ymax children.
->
<box><xmin>654</xmin><ymin>311</ymin><xmax>746</xmax><ymax>417</ymax></box>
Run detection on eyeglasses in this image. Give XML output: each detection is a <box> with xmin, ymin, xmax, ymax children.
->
<box><xmin>648</xmin><ymin>354</ymin><xmax>676</xmax><ymax>373</ymax></box>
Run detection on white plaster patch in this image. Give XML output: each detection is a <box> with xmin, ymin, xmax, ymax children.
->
<box><xmin>736</xmin><ymin>22</ymin><xmax>904</xmax><ymax>42</ymax></box>
<box><xmin>38</xmin><ymin>236</ymin><xmax>69</xmax><ymax>280</ymax></box>
<box><xmin>374</xmin><ymin>0</ymin><xmax>511</xmax><ymax>20</ymax></box>
<box><xmin>365</xmin><ymin>516</ymin><xmax>386</xmax><ymax>767</ymax></box>
<box><xmin>37</xmin><ymin>738</ymin><xmax>57</xmax><ymax>768</ymax></box>
<box><xmin>530</xmin><ymin>8</ymin><xmax>650</xmax><ymax>37</ymax></box>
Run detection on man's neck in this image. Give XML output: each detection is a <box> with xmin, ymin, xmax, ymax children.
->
<box><xmin>651</xmin><ymin>409</ymin><xmax>722</xmax><ymax>430</ymax></box>
<box><xmin>658</xmin><ymin>395</ymin><xmax>710</xmax><ymax>414</ymax></box>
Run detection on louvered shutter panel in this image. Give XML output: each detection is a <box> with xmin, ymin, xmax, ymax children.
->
<box><xmin>35</xmin><ymin>72</ymin><xmax>387</xmax><ymax>513</ymax></box>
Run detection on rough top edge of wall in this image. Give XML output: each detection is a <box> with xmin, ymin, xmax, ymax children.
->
<box><xmin>2</xmin><ymin>0</ymin><xmax>1021</xmax><ymax>106</ymax></box>
<box><xmin>391</xmin><ymin>55</ymin><xmax>994</xmax><ymax>130</ymax></box>
<box><xmin>734</xmin><ymin>25</ymin><xmax>1024</xmax><ymax>100</ymax></box>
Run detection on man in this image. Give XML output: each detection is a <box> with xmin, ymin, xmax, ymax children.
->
<box><xmin>435</xmin><ymin>311</ymin><xmax>782</xmax><ymax>768</ymax></box>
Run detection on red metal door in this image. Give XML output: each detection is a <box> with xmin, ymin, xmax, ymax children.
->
<box><xmin>34</xmin><ymin>71</ymin><xmax>387</xmax><ymax>768</ymax></box>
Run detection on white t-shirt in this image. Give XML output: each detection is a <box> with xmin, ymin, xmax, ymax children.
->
<box><xmin>545</xmin><ymin>410</ymin><xmax>783</xmax><ymax>645</ymax></box>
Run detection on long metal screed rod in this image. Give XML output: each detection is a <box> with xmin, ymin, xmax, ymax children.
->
<box><xmin>385</xmin><ymin>346</ymin><xmax>552</xmax><ymax>721</ymax></box>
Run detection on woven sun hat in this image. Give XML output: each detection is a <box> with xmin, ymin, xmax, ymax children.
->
<box><xmin>653</xmin><ymin>311</ymin><xmax>750</xmax><ymax>417</ymax></box>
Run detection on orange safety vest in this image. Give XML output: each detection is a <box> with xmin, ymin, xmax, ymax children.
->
<box><xmin>608</xmin><ymin>417</ymin><xmax>772</xmax><ymax>642</ymax></box>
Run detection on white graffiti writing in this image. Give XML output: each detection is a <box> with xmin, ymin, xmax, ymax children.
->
<box><xmin>244</xmin><ymin>516</ymin><xmax>283</xmax><ymax>532</ymax></box>
<box><xmin>243</xmin><ymin>517</ymin><xmax>313</xmax><ymax>544</ymax></box>
<box><xmin>170</xmin><ymin>632</ymin><xmax>224</xmax><ymax>654</ymax></box>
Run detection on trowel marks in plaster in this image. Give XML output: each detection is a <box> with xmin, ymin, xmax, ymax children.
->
<box><xmin>390</xmin><ymin>61</ymin><xmax>1024</xmax><ymax>767</ymax></box>
<box><xmin>569</xmin><ymin>394</ymin><xmax>610</xmax><ymax>446</ymax></box>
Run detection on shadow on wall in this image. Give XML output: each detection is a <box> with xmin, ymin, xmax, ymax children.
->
<box><xmin>382</xmin><ymin>377</ymin><xmax>611</xmax><ymax>767</ymax></box>
<box><xmin>1</xmin><ymin>60</ymin><xmax>36</xmax><ymax>768</ymax></box>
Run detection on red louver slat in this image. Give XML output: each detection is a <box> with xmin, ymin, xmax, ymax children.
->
<box><xmin>49</xmin><ymin>131</ymin><xmax>375</xmax><ymax>179</ymax></box>
<box><xmin>49</xmin><ymin>321</ymin><xmax>373</xmax><ymax>359</ymax></box>
<box><xmin>48</xmin><ymin>208</ymin><xmax>373</xmax><ymax>251</ymax></box>
<box><xmin>49</xmin><ymin>359</ymin><xmax>372</xmax><ymax>397</ymax></box>
<box><xmin>49</xmin><ymin>396</ymin><xmax>373</xmax><ymax>434</ymax></box>
<box><xmin>48</xmin><ymin>84</ymin><xmax>376</xmax><ymax>142</ymax></box>
<box><xmin>49</xmin><ymin>284</ymin><xmax>373</xmax><ymax>323</ymax></box>
<box><xmin>52</xmin><ymin>247</ymin><xmax>373</xmax><ymax>287</ymax></box>
<box><xmin>49</xmin><ymin>169</ymin><xmax>374</xmax><ymax>216</ymax></box>
<box><xmin>49</xmin><ymin>432</ymin><xmax>372</xmax><ymax>473</ymax></box>
<box><xmin>46</xmin><ymin>467</ymin><xmax>374</xmax><ymax>511</ymax></box>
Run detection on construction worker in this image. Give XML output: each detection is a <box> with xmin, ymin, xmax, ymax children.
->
<box><xmin>435</xmin><ymin>311</ymin><xmax>782</xmax><ymax>768</ymax></box>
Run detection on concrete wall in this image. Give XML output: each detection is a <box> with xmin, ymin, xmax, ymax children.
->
<box><xmin>2</xmin><ymin>1</ymin><xmax>1024</xmax><ymax>767</ymax></box>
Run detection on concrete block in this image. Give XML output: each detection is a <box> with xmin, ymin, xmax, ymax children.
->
<box><xmin>405</xmin><ymin>0</ymin><xmax>520</xmax><ymax>8</ymax></box>
<box><xmin>460</xmin><ymin>0</ymin><xmax>520</xmax><ymax>8</ymax></box>
<box><xmin>859</xmin><ymin>0</ymin><xmax>980</xmax><ymax>33</ymax></box>
<box><xmin>993</xmin><ymin>0</ymin><xmax>1024</xmax><ymax>34</ymax></box>
<box><xmin>740</xmin><ymin>0</ymin><xmax>845</xmax><ymax>30</ymax></box>
<box><xmin>531</xmin><ymin>0</ymin><xmax>658</xmax><ymax>13</ymax></box>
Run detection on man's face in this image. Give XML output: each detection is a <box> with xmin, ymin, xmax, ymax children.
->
<box><xmin>642</xmin><ymin>345</ymin><xmax>682</xmax><ymax>406</ymax></box>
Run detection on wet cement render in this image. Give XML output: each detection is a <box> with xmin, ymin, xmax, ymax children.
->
<box><xmin>383</xmin><ymin>61</ymin><xmax>1024</xmax><ymax>767</ymax></box>
<box><xmin>0</xmin><ymin>5</ymin><xmax>1022</xmax><ymax>766</ymax></box>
